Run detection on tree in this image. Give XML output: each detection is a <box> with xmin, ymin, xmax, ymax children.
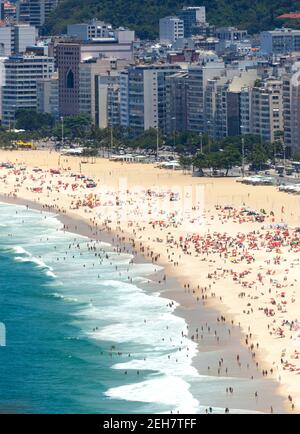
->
<box><xmin>44</xmin><ymin>0</ymin><xmax>300</xmax><ymax>39</ymax></box>
<box><xmin>15</xmin><ymin>109</ymin><xmax>55</xmax><ymax>131</ymax></box>
<box><xmin>179</xmin><ymin>155</ymin><xmax>192</xmax><ymax>172</ymax></box>
<box><xmin>128</xmin><ymin>128</ymin><xmax>159</xmax><ymax>150</ymax></box>
<box><xmin>206</xmin><ymin>152</ymin><xmax>224</xmax><ymax>172</ymax></box>
<box><xmin>52</xmin><ymin>114</ymin><xmax>92</xmax><ymax>141</ymax></box>
<box><xmin>247</xmin><ymin>143</ymin><xmax>269</xmax><ymax>170</ymax></box>
<box><xmin>192</xmin><ymin>152</ymin><xmax>209</xmax><ymax>175</ymax></box>
<box><xmin>219</xmin><ymin>145</ymin><xmax>241</xmax><ymax>175</ymax></box>
<box><xmin>0</xmin><ymin>133</ymin><xmax>14</xmax><ymax>149</ymax></box>
<box><xmin>64</xmin><ymin>114</ymin><xmax>92</xmax><ymax>139</ymax></box>
<box><xmin>292</xmin><ymin>150</ymin><xmax>300</xmax><ymax>162</ymax></box>
<box><xmin>272</xmin><ymin>130</ymin><xmax>284</xmax><ymax>163</ymax></box>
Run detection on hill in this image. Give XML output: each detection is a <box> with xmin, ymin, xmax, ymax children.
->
<box><xmin>44</xmin><ymin>0</ymin><xmax>300</xmax><ymax>39</ymax></box>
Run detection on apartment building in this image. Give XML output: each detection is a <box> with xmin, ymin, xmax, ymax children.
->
<box><xmin>251</xmin><ymin>78</ymin><xmax>283</xmax><ymax>143</ymax></box>
<box><xmin>0</xmin><ymin>23</ymin><xmax>36</xmax><ymax>56</ymax></box>
<box><xmin>2</xmin><ymin>54</ymin><xmax>54</xmax><ymax>126</ymax></box>
<box><xmin>177</xmin><ymin>6</ymin><xmax>206</xmax><ymax>37</ymax></box>
<box><xmin>260</xmin><ymin>28</ymin><xmax>300</xmax><ymax>55</ymax></box>
<box><xmin>120</xmin><ymin>64</ymin><xmax>180</xmax><ymax>136</ymax></box>
<box><xmin>187</xmin><ymin>60</ymin><xmax>225</xmax><ymax>133</ymax></box>
<box><xmin>159</xmin><ymin>17</ymin><xmax>184</xmax><ymax>45</ymax></box>
<box><xmin>79</xmin><ymin>57</ymin><xmax>129</xmax><ymax>126</ymax></box>
<box><xmin>56</xmin><ymin>42</ymin><xmax>81</xmax><ymax>116</ymax></box>
<box><xmin>36</xmin><ymin>72</ymin><xmax>59</xmax><ymax>119</ymax></box>
<box><xmin>16</xmin><ymin>0</ymin><xmax>58</xmax><ymax>27</ymax></box>
<box><xmin>165</xmin><ymin>71</ymin><xmax>188</xmax><ymax>134</ymax></box>
<box><xmin>283</xmin><ymin>65</ymin><xmax>300</xmax><ymax>154</ymax></box>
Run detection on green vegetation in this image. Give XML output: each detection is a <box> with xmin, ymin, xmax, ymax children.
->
<box><xmin>0</xmin><ymin>112</ymin><xmax>93</xmax><ymax>149</ymax></box>
<box><xmin>44</xmin><ymin>0</ymin><xmax>300</xmax><ymax>39</ymax></box>
<box><xmin>15</xmin><ymin>109</ymin><xmax>55</xmax><ymax>131</ymax></box>
<box><xmin>178</xmin><ymin>155</ymin><xmax>193</xmax><ymax>171</ymax></box>
<box><xmin>186</xmin><ymin>135</ymin><xmax>277</xmax><ymax>175</ymax></box>
<box><xmin>0</xmin><ymin>112</ymin><xmax>287</xmax><ymax>173</ymax></box>
<box><xmin>292</xmin><ymin>150</ymin><xmax>300</xmax><ymax>161</ymax></box>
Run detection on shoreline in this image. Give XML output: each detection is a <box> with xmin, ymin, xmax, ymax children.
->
<box><xmin>2</xmin><ymin>149</ymin><xmax>299</xmax><ymax>413</ymax></box>
<box><xmin>0</xmin><ymin>192</ymin><xmax>287</xmax><ymax>413</ymax></box>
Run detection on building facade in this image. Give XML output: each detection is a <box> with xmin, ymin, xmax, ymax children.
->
<box><xmin>283</xmin><ymin>66</ymin><xmax>300</xmax><ymax>154</ymax></box>
<box><xmin>165</xmin><ymin>71</ymin><xmax>188</xmax><ymax>134</ymax></box>
<box><xmin>120</xmin><ymin>64</ymin><xmax>180</xmax><ymax>136</ymax></box>
<box><xmin>2</xmin><ymin>54</ymin><xmax>54</xmax><ymax>126</ymax></box>
<box><xmin>177</xmin><ymin>6</ymin><xmax>206</xmax><ymax>37</ymax></box>
<box><xmin>159</xmin><ymin>16</ymin><xmax>184</xmax><ymax>45</ymax></box>
<box><xmin>0</xmin><ymin>23</ymin><xmax>36</xmax><ymax>56</ymax></box>
<box><xmin>187</xmin><ymin>60</ymin><xmax>225</xmax><ymax>133</ymax></box>
<box><xmin>260</xmin><ymin>29</ymin><xmax>300</xmax><ymax>55</ymax></box>
<box><xmin>36</xmin><ymin>73</ymin><xmax>59</xmax><ymax>119</ymax></box>
<box><xmin>16</xmin><ymin>0</ymin><xmax>58</xmax><ymax>27</ymax></box>
<box><xmin>67</xmin><ymin>19</ymin><xmax>114</xmax><ymax>41</ymax></box>
<box><xmin>250</xmin><ymin>78</ymin><xmax>283</xmax><ymax>143</ymax></box>
<box><xmin>79</xmin><ymin>57</ymin><xmax>129</xmax><ymax>125</ymax></box>
<box><xmin>56</xmin><ymin>42</ymin><xmax>81</xmax><ymax>116</ymax></box>
<box><xmin>204</xmin><ymin>76</ymin><xmax>229</xmax><ymax>139</ymax></box>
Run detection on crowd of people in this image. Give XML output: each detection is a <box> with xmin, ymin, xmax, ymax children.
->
<box><xmin>1</xmin><ymin>157</ymin><xmax>300</xmax><ymax>413</ymax></box>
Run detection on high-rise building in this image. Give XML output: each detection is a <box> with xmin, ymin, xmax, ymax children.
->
<box><xmin>120</xmin><ymin>69</ymin><xmax>129</xmax><ymax>128</ymax></box>
<box><xmin>36</xmin><ymin>72</ymin><xmax>59</xmax><ymax>119</ymax></box>
<box><xmin>120</xmin><ymin>64</ymin><xmax>180</xmax><ymax>136</ymax></box>
<box><xmin>68</xmin><ymin>19</ymin><xmax>135</xmax><ymax>44</ymax></box>
<box><xmin>79</xmin><ymin>56</ymin><xmax>129</xmax><ymax>125</ymax></box>
<box><xmin>165</xmin><ymin>71</ymin><xmax>188</xmax><ymax>134</ymax></box>
<box><xmin>0</xmin><ymin>23</ymin><xmax>36</xmax><ymax>56</ymax></box>
<box><xmin>177</xmin><ymin>6</ymin><xmax>206</xmax><ymax>37</ymax></box>
<box><xmin>2</xmin><ymin>54</ymin><xmax>54</xmax><ymax>126</ymax></box>
<box><xmin>159</xmin><ymin>16</ymin><xmax>184</xmax><ymax>45</ymax></box>
<box><xmin>67</xmin><ymin>19</ymin><xmax>114</xmax><ymax>41</ymax></box>
<box><xmin>240</xmin><ymin>86</ymin><xmax>252</xmax><ymax>135</ymax></box>
<box><xmin>56</xmin><ymin>42</ymin><xmax>81</xmax><ymax>116</ymax></box>
<box><xmin>283</xmin><ymin>65</ymin><xmax>300</xmax><ymax>155</ymax></box>
<box><xmin>227</xmin><ymin>69</ymin><xmax>258</xmax><ymax>136</ymax></box>
<box><xmin>16</xmin><ymin>0</ymin><xmax>58</xmax><ymax>27</ymax></box>
<box><xmin>187</xmin><ymin>60</ymin><xmax>225</xmax><ymax>133</ymax></box>
<box><xmin>260</xmin><ymin>28</ymin><xmax>300</xmax><ymax>55</ymax></box>
<box><xmin>250</xmin><ymin>78</ymin><xmax>283</xmax><ymax>143</ymax></box>
<box><xmin>216</xmin><ymin>27</ymin><xmax>248</xmax><ymax>42</ymax></box>
<box><xmin>204</xmin><ymin>76</ymin><xmax>229</xmax><ymax>139</ymax></box>
<box><xmin>0</xmin><ymin>56</ymin><xmax>7</xmax><ymax>122</ymax></box>
<box><xmin>3</xmin><ymin>2</ymin><xmax>17</xmax><ymax>22</ymax></box>
<box><xmin>95</xmin><ymin>73</ymin><xmax>120</xmax><ymax>129</ymax></box>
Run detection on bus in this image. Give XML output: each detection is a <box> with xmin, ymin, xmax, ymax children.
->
<box><xmin>15</xmin><ymin>141</ymin><xmax>36</xmax><ymax>150</ymax></box>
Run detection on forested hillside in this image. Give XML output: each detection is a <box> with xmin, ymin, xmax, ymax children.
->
<box><xmin>44</xmin><ymin>0</ymin><xmax>300</xmax><ymax>39</ymax></box>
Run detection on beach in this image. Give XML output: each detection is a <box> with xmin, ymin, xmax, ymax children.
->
<box><xmin>1</xmin><ymin>149</ymin><xmax>300</xmax><ymax>413</ymax></box>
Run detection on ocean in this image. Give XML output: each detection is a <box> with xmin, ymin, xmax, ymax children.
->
<box><xmin>0</xmin><ymin>201</ymin><xmax>200</xmax><ymax>414</ymax></box>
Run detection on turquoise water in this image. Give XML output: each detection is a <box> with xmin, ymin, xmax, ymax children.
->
<box><xmin>0</xmin><ymin>202</ymin><xmax>199</xmax><ymax>414</ymax></box>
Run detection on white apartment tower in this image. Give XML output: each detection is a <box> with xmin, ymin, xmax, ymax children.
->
<box><xmin>283</xmin><ymin>65</ymin><xmax>300</xmax><ymax>154</ymax></box>
<box><xmin>159</xmin><ymin>16</ymin><xmax>184</xmax><ymax>45</ymax></box>
<box><xmin>36</xmin><ymin>73</ymin><xmax>59</xmax><ymax>119</ymax></box>
<box><xmin>247</xmin><ymin>78</ymin><xmax>283</xmax><ymax>143</ymax></box>
<box><xmin>0</xmin><ymin>23</ymin><xmax>36</xmax><ymax>56</ymax></box>
<box><xmin>2</xmin><ymin>54</ymin><xmax>54</xmax><ymax>126</ymax></box>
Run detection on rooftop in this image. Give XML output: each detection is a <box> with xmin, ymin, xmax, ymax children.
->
<box><xmin>278</xmin><ymin>13</ymin><xmax>300</xmax><ymax>19</ymax></box>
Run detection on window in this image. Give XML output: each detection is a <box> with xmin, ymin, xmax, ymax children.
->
<box><xmin>66</xmin><ymin>69</ymin><xmax>74</xmax><ymax>89</ymax></box>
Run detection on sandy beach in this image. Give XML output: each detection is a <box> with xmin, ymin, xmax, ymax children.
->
<box><xmin>1</xmin><ymin>149</ymin><xmax>300</xmax><ymax>413</ymax></box>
